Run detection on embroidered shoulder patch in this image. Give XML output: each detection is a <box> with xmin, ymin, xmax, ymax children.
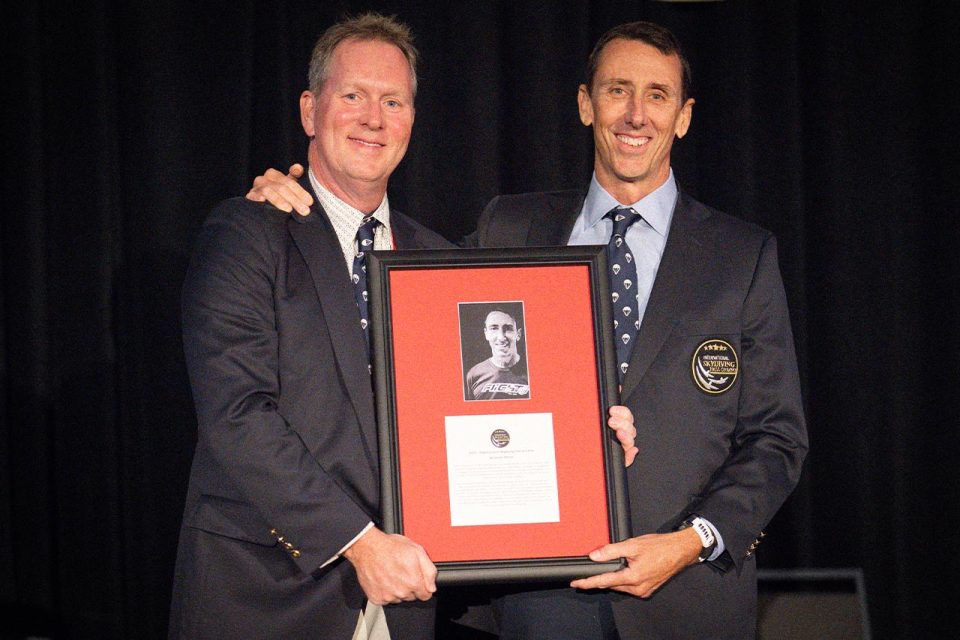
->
<box><xmin>691</xmin><ymin>339</ymin><xmax>739</xmax><ymax>394</ymax></box>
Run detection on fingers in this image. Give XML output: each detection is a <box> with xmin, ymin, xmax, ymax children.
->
<box><xmin>588</xmin><ymin>541</ymin><xmax>627</xmax><ymax>563</ymax></box>
<box><xmin>416</xmin><ymin>546</ymin><xmax>439</xmax><ymax>599</ymax></box>
<box><xmin>570</xmin><ymin>540</ymin><xmax>649</xmax><ymax>596</ymax></box>
<box><xmin>570</xmin><ymin>532</ymin><xmax>700</xmax><ymax>600</ymax></box>
<box><xmin>405</xmin><ymin>540</ymin><xmax>437</xmax><ymax>602</ymax></box>
<box><xmin>287</xmin><ymin>163</ymin><xmax>305</xmax><ymax>178</ymax></box>
<box><xmin>566</xmin><ymin>541</ymin><xmax>630</xmax><ymax>592</ymax></box>
<box><xmin>246</xmin><ymin>166</ymin><xmax>314</xmax><ymax>215</ymax></box>
<box><xmin>344</xmin><ymin>528</ymin><xmax>437</xmax><ymax>605</ymax></box>
<box><xmin>607</xmin><ymin>405</ymin><xmax>638</xmax><ymax>467</ymax></box>
<box><xmin>572</xmin><ymin>573</ymin><xmax>649</xmax><ymax>598</ymax></box>
<box><xmin>247</xmin><ymin>175</ymin><xmax>289</xmax><ymax>212</ymax></box>
<box><xmin>277</xmin><ymin>165</ymin><xmax>312</xmax><ymax>215</ymax></box>
<box><xmin>570</xmin><ymin>568</ymin><xmax>626</xmax><ymax>591</ymax></box>
<box><xmin>608</xmin><ymin>404</ymin><xmax>632</xmax><ymax>421</ymax></box>
<box><xmin>244</xmin><ymin>172</ymin><xmax>269</xmax><ymax>203</ymax></box>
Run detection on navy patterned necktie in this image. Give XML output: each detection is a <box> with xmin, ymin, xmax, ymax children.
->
<box><xmin>605</xmin><ymin>207</ymin><xmax>642</xmax><ymax>383</ymax></box>
<box><xmin>352</xmin><ymin>216</ymin><xmax>380</xmax><ymax>351</ymax></box>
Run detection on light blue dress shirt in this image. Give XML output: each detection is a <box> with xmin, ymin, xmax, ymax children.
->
<box><xmin>567</xmin><ymin>169</ymin><xmax>725</xmax><ymax>561</ymax></box>
<box><xmin>567</xmin><ymin>170</ymin><xmax>677</xmax><ymax>330</ymax></box>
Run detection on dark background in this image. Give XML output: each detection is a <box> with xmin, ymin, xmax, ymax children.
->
<box><xmin>2</xmin><ymin>0</ymin><xmax>958</xmax><ymax>638</ymax></box>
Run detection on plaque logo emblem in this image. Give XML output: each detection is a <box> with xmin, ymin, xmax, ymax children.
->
<box><xmin>490</xmin><ymin>429</ymin><xmax>510</xmax><ymax>448</ymax></box>
<box><xmin>691</xmin><ymin>339</ymin><xmax>739</xmax><ymax>394</ymax></box>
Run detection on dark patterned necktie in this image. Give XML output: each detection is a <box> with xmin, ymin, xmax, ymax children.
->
<box><xmin>352</xmin><ymin>216</ymin><xmax>380</xmax><ymax>351</ymax></box>
<box><xmin>605</xmin><ymin>207</ymin><xmax>642</xmax><ymax>383</ymax></box>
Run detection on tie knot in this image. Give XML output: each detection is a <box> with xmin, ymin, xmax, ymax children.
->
<box><xmin>605</xmin><ymin>207</ymin><xmax>641</xmax><ymax>236</ymax></box>
<box><xmin>356</xmin><ymin>217</ymin><xmax>379</xmax><ymax>248</ymax></box>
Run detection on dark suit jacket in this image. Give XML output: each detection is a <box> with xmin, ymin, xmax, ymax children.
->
<box><xmin>170</xmin><ymin>178</ymin><xmax>450</xmax><ymax>639</ymax></box>
<box><xmin>468</xmin><ymin>188</ymin><xmax>808</xmax><ymax>639</ymax></box>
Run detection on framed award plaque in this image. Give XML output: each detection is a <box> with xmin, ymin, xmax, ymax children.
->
<box><xmin>368</xmin><ymin>246</ymin><xmax>629</xmax><ymax>585</ymax></box>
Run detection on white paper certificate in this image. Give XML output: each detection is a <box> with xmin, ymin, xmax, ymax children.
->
<box><xmin>444</xmin><ymin>412</ymin><xmax>559</xmax><ymax>527</ymax></box>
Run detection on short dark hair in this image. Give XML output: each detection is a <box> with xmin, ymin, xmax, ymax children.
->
<box><xmin>484</xmin><ymin>309</ymin><xmax>518</xmax><ymax>328</ymax></box>
<box><xmin>584</xmin><ymin>21</ymin><xmax>692</xmax><ymax>102</ymax></box>
<box><xmin>307</xmin><ymin>12</ymin><xmax>418</xmax><ymax>97</ymax></box>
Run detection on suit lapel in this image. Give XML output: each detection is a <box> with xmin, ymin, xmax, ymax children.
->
<box><xmin>547</xmin><ymin>188</ymin><xmax>707</xmax><ymax>400</ymax></box>
<box><xmin>620</xmin><ymin>192</ymin><xmax>709</xmax><ymax>398</ymax></box>
<box><xmin>286</xmin><ymin>177</ymin><xmax>378</xmax><ymax>465</ymax></box>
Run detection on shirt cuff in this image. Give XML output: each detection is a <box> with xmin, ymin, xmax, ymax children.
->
<box><xmin>318</xmin><ymin>521</ymin><xmax>375</xmax><ymax>569</ymax></box>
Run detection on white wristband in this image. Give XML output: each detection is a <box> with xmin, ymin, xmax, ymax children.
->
<box><xmin>689</xmin><ymin>516</ymin><xmax>716</xmax><ymax>548</ymax></box>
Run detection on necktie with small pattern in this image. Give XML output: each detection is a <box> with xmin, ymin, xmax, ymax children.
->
<box><xmin>605</xmin><ymin>207</ymin><xmax>642</xmax><ymax>383</ymax></box>
<box><xmin>351</xmin><ymin>216</ymin><xmax>379</xmax><ymax>352</ymax></box>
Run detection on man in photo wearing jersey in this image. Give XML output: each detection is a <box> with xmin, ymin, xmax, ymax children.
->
<box><xmin>464</xmin><ymin>307</ymin><xmax>530</xmax><ymax>401</ymax></box>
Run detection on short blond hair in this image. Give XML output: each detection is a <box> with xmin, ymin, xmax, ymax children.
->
<box><xmin>307</xmin><ymin>13</ymin><xmax>418</xmax><ymax>97</ymax></box>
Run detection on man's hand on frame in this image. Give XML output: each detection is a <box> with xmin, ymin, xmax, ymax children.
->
<box><xmin>569</xmin><ymin>527</ymin><xmax>702</xmax><ymax>598</ymax></box>
<box><xmin>343</xmin><ymin>526</ymin><xmax>438</xmax><ymax>605</ymax></box>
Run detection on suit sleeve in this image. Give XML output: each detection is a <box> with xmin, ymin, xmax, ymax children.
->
<box><xmin>686</xmin><ymin>235</ymin><xmax>808</xmax><ymax>572</ymax></box>
<box><xmin>182</xmin><ymin>203</ymin><xmax>372</xmax><ymax>575</ymax></box>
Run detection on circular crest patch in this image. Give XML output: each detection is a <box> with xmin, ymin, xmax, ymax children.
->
<box><xmin>490</xmin><ymin>429</ymin><xmax>511</xmax><ymax>448</ymax></box>
<box><xmin>691</xmin><ymin>339</ymin><xmax>739</xmax><ymax>394</ymax></box>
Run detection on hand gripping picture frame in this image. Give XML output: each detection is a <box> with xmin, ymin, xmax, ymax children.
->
<box><xmin>367</xmin><ymin>246</ymin><xmax>630</xmax><ymax>585</ymax></box>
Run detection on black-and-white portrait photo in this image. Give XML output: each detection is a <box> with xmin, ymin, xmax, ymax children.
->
<box><xmin>459</xmin><ymin>301</ymin><xmax>530</xmax><ymax>401</ymax></box>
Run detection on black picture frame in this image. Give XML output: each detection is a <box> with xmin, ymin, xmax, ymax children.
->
<box><xmin>368</xmin><ymin>246</ymin><xmax>629</xmax><ymax>585</ymax></box>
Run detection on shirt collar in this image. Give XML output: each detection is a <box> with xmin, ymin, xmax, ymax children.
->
<box><xmin>307</xmin><ymin>168</ymin><xmax>392</xmax><ymax>230</ymax></box>
<box><xmin>581</xmin><ymin>168</ymin><xmax>678</xmax><ymax>237</ymax></box>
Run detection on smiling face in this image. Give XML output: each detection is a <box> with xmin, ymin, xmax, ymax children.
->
<box><xmin>300</xmin><ymin>38</ymin><xmax>415</xmax><ymax>210</ymax></box>
<box><xmin>578</xmin><ymin>38</ymin><xmax>694</xmax><ymax>205</ymax></box>
<box><xmin>483</xmin><ymin>311</ymin><xmax>521</xmax><ymax>365</ymax></box>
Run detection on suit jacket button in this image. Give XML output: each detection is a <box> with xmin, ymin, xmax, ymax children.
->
<box><xmin>270</xmin><ymin>528</ymin><xmax>279</xmax><ymax>537</ymax></box>
<box><xmin>284</xmin><ymin>542</ymin><xmax>294</xmax><ymax>550</ymax></box>
<box><xmin>291</xmin><ymin>550</ymin><xmax>301</xmax><ymax>558</ymax></box>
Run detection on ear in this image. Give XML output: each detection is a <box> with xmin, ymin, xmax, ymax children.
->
<box><xmin>577</xmin><ymin>84</ymin><xmax>594</xmax><ymax>127</ymax></box>
<box><xmin>674</xmin><ymin>98</ymin><xmax>695</xmax><ymax>139</ymax></box>
<box><xmin>300</xmin><ymin>91</ymin><xmax>317</xmax><ymax>137</ymax></box>
<box><xmin>516</xmin><ymin>328</ymin><xmax>523</xmax><ymax>343</ymax></box>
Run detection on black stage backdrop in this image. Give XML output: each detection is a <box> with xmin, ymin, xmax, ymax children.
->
<box><xmin>1</xmin><ymin>1</ymin><xmax>958</xmax><ymax>638</ymax></box>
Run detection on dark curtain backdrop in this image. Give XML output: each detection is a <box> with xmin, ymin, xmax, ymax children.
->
<box><xmin>2</xmin><ymin>1</ymin><xmax>957</xmax><ymax>638</ymax></box>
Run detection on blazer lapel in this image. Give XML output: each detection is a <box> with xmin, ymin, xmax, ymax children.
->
<box><xmin>286</xmin><ymin>177</ymin><xmax>378</xmax><ymax>466</ymax></box>
<box><xmin>620</xmin><ymin>192</ymin><xmax>709</xmax><ymax>398</ymax></box>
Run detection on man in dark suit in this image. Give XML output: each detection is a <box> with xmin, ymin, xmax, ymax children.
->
<box><xmin>469</xmin><ymin>22</ymin><xmax>808</xmax><ymax>640</ymax></box>
<box><xmin>170</xmin><ymin>14</ymin><xmax>448</xmax><ymax>639</ymax></box>
<box><xmin>247</xmin><ymin>20</ymin><xmax>806</xmax><ymax>640</ymax></box>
